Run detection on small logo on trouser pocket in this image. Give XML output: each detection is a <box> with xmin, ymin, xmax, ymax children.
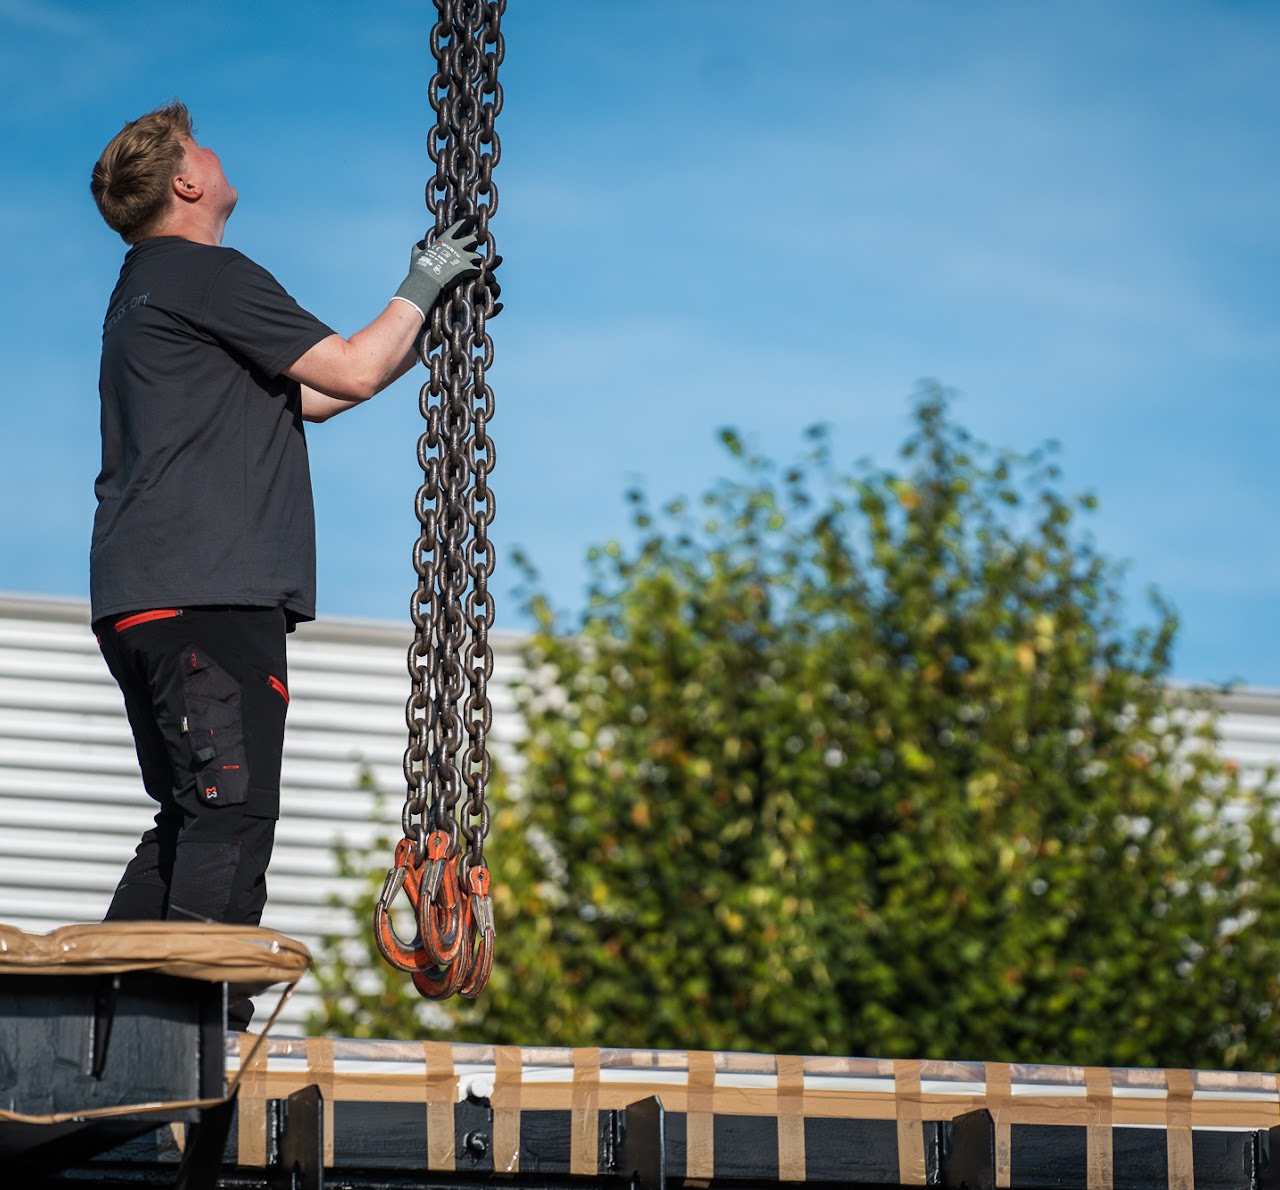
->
<box><xmin>202</xmin><ymin>782</ymin><xmax>219</xmax><ymax>802</ymax></box>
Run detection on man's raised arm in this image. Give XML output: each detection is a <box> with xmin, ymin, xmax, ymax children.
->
<box><xmin>286</xmin><ymin>218</ymin><xmax>487</xmax><ymax>423</ymax></box>
<box><xmin>291</xmin><ymin>303</ymin><xmax>422</xmax><ymax>422</ymax></box>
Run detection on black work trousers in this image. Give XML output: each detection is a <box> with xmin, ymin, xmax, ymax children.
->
<box><xmin>95</xmin><ymin>607</ymin><xmax>289</xmax><ymax>929</ymax></box>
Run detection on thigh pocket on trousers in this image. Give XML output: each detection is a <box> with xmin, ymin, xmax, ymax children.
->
<box><xmin>180</xmin><ymin>645</ymin><xmax>250</xmax><ymax>807</ymax></box>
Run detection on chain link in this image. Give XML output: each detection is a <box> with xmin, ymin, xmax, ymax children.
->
<box><xmin>393</xmin><ymin>0</ymin><xmax>503</xmax><ymax>997</ymax></box>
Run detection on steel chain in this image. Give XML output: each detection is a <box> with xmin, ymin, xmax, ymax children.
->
<box><xmin>380</xmin><ymin>0</ymin><xmax>503</xmax><ymax>1001</ymax></box>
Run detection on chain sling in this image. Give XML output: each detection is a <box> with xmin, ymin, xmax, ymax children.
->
<box><xmin>374</xmin><ymin>0</ymin><xmax>504</xmax><ymax>1000</ymax></box>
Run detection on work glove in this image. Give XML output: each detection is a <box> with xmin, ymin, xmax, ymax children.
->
<box><xmin>392</xmin><ymin>216</ymin><xmax>484</xmax><ymax>319</ymax></box>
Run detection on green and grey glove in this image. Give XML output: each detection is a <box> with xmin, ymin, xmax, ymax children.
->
<box><xmin>391</xmin><ymin>216</ymin><xmax>484</xmax><ymax>319</ymax></box>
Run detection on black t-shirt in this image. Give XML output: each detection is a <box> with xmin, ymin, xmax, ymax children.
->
<box><xmin>91</xmin><ymin>237</ymin><xmax>335</xmax><ymax>625</ymax></box>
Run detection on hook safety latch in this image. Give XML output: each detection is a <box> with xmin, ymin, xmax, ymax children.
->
<box><xmin>380</xmin><ymin>863</ymin><xmax>408</xmax><ymax>909</ymax></box>
<box><xmin>468</xmin><ymin>866</ymin><xmax>495</xmax><ymax>937</ymax></box>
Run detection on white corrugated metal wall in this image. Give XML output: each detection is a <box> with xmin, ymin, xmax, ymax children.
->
<box><xmin>2</xmin><ymin>591</ymin><xmax>1278</xmax><ymax>1033</ymax></box>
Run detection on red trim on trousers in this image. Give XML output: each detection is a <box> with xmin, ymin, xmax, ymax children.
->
<box><xmin>115</xmin><ymin>608</ymin><xmax>182</xmax><ymax>632</ymax></box>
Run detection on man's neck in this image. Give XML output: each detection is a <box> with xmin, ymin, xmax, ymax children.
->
<box><xmin>149</xmin><ymin>211</ymin><xmax>227</xmax><ymax>247</ymax></box>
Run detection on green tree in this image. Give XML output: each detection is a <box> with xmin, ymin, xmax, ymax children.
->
<box><xmin>310</xmin><ymin>385</ymin><xmax>1280</xmax><ymax>1069</ymax></box>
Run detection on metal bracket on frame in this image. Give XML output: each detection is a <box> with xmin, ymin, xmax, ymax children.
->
<box><xmin>619</xmin><ymin>1095</ymin><xmax>666</xmax><ymax>1190</ymax></box>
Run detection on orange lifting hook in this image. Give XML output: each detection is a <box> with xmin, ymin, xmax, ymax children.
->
<box><xmin>457</xmin><ymin>865</ymin><xmax>495</xmax><ymax>999</ymax></box>
<box><xmin>416</xmin><ymin>865</ymin><xmax>496</xmax><ymax>1001</ymax></box>
<box><xmin>419</xmin><ymin>830</ymin><xmax>464</xmax><ymax>966</ymax></box>
<box><xmin>373</xmin><ymin>837</ymin><xmax>432</xmax><ymax>974</ymax></box>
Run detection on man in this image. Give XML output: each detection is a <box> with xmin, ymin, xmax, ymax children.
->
<box><xmin>89</xmin><ymin>101</ymin><xmax>489</xmax><ymax>1024</ymax></box>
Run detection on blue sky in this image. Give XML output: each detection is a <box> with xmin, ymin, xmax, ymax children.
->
<box><xmin>1</xmin><ymin>0</ymin><xmax>1276</xmax><ymax>685</ymax></box>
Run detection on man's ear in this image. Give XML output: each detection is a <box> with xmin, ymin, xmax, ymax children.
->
<box><xmin>171</xmin><ymin>172</ymin><xmax>204</xmax><ymax>205</ymax></box>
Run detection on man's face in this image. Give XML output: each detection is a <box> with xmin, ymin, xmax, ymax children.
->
<box><xmin>180</xmin><ymin>135</ymin><xmax>238</xmax><ymax>220</ymax></box>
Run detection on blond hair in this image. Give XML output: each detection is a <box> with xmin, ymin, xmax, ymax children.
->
<box><xmin>91</xmin><ymin>101</ymin><xmax>193</xmax><ymax>243</ymax></box>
